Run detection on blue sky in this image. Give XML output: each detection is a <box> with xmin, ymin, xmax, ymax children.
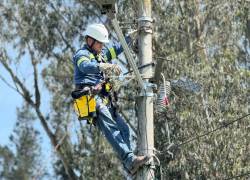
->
<box><xmin>0</xmin><ymin>74</ymin><xmax>22</xmax><ymax>146</ymax></box>
<box><xmin>0</xmin><ymin>49</ymin><xmax>43</xmax><ymax>145</ymax></box>
<box><xmin>0</xmin><ymin>58</ymin><xmax>54</xmax><ymax>177</ymax></box>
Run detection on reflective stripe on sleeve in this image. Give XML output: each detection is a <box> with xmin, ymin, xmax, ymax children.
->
<box><xmin>109</xmin><ymin>47</ymin><xmax>117</xmax><ymax>59</ymax></box>
<box><xmin>89</xmin><ymin>54</ymin><xmax>95</xmax><ymax>59</ymax></box>
<box><xmin>77</xmin><ymin>56</ymin><xmax>89</xmax><ymax>67</ymax></box>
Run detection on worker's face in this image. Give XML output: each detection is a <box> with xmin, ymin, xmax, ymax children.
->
<box><xmin>93</xmin><ymin>41</ymin><xmax>104</xmax><ymax>54</ymax></box>
<box><xmin>87</xmin><ymin>37</ymin><xmax>104</xmax><ymax>54</ymax></box>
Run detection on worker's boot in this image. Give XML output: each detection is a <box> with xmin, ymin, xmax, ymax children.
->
<box><xmin>129</xmin><ymin>155</ymin><xmax>150</xmax><ymax>175</ymax></box>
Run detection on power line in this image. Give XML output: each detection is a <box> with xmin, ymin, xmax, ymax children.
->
<box><xmin>159</xmin><ymin>166</ymin><xmax>250</xmax><ymax>180</ymax></box>
<box><xmin>224</xmin><ymin>171</ymin><xmax>250</xmax><ymax>180</ymax></box>
<box><xmin>155</xmin><ymin>113</ymin><xmax>250</xmax><ymax>179</ymax></box>
<box><xmin>177</xmin><ymin>113</ymin><xmax>250</xmax><ymax>147</ymax></box>
<box><xmin>160</xmin><ymin>113</ymin><xmax>250</xmax><ymax>153</ymax></box>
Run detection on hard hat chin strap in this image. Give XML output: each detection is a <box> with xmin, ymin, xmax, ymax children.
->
<box><xmin>86</xmin><ymin>36</ymin><xmax>97</xmax><ymax>50</ymax></box>
<box><xmin>90</xmin><ymin>39</ymin><xmax>96</xmax><ymax>49</ymax></box>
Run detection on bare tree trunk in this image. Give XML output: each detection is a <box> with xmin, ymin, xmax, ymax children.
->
<box><xmin>0</xmin><ymin>51</ymin><xmax>78</xmax><ymax>180</ymax></box>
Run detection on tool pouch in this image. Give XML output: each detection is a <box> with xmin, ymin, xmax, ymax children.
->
<box><xmin>71</xmin><ymin>88</ymin><xmax>96</xmax><ymax>124</ymax></box>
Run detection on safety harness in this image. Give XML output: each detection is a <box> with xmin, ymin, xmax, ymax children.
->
<box><xmin>71</xmin><ymin>49</ymin><xmax>115</xmax><ymax>125</ymax></box>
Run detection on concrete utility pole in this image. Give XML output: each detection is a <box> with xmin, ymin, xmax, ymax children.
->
<box><xmin>95</xmin><ymin>1</ymin><xmax>155</xmax><ymax>179</ymax></box>
<box><xmin>136</xmin><ymin>0</ymin><xmax>155</xmax><ymax>179</ymax></box>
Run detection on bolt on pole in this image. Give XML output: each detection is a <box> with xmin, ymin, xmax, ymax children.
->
<box><xmin>136</xmin><ymin>0</ymin><xmax>155</xmax><ymax>179</ymax></box>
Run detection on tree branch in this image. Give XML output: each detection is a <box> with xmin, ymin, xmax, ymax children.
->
<box><xmin>55</xmin><ymin>27</ymin><xmax>75</xmax><ymax>54</ymax></box>
<box><xmin>1</xmin><ymin>12</ymin><xmax>78</xmax><ymax>179</ymax></box>
<box><xmin>27</xmin><ymin>44</ymin><xmax>41</xmax><ymax>108</ymax></box>
<box><xmin>0</xmin><ymin>51</ymin><xmax>34</xmax><ymax>105</ymax></box>
<box><xmin>0</xmin><ymin>74</ymin><xmax>22</xmax><ymax>96</ymax></box>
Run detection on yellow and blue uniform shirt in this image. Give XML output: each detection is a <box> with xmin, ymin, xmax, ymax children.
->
<box><xmin>73</xmin><ymin>42</ymin><xmax>124</xmax><ymax>86</ymax></box>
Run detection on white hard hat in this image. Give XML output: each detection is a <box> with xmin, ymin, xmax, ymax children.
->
<box><xmin>84</xmin><ymin>23</ymin><xmax>109</xmax><ymax>43</ymax></box>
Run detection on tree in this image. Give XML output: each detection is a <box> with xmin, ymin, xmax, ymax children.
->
<box><xmin>0</xmin><ymin>1</ymin><xmax>123</xmax><ymax>179</ymax></box>
<box><xmin>0</xmin><ymin>146</ymin><xmax>15</xmax><ymax>179</ymax></box>
<box><xmin>0</xmin><ymin>0</ymin><xmax>249</xmax><ymax>179</ymax></box>
<box><xmin>151</xmin><ymin>0</ymin><xmax>249</xmax><ymax>179</ymax></box>
<box><xmin>0</xmin><ymin>104</ymin><xmax>46</xmax><ymax>179</ymax></box>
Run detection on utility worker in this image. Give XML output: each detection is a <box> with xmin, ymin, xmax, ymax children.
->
<box><xmin>72</xmin><ymin>23</ymin><xmax>149</xmax><ymax>174</ymax></box>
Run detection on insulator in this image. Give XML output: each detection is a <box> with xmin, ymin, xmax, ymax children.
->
<box><xmin>156</xmin><ymin>73</ymin><xmax>171</xmax><ymax>112</ymax></box>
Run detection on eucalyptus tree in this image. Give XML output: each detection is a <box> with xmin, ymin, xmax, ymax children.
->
<box><xmin>0</xmin><ymin>0</ymin><xmax>122</xmax><ymax>179</ymax></box>
<box><xmin>151</xmin><ymin>0</ymin><xmax>249</xmax><ymax>179</ymax></box>
<box><xmin>1</xmin><ymin>0</ymin><xmax>249</xmax><ymax>179</ymax></box>
<box><xmin>0</xmin><ymin>104</ymin><xmax>46</xmax><ymax>179</ymax></box>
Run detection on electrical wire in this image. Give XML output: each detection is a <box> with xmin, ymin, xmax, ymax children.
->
<box><xmin>177</xmin><ymin>113</ymin><xmax>250</xmax><ymax>147</ymax></box>
<box><xmin>159</xmin><ymin>166</ymin><xmax>250</xmax><ymax>180</ymax></box>
<box><xmin>224</xmin><ymin>171</ymin><xmax>250</xmax><ymax>180</ymax></box>
<box><xmin>160</xmin><ymin>113</ymin><xmax>250</xmax><ymax>153</ymax></box>
<box><xmin>155</xmin><ymin>114</ymin><xmax>250</xmax><ymax>180</ymax></box>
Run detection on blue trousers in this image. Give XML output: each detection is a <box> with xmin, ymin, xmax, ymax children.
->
<box><xmin>95</xmin><ymin>96</ymin><xmax>135</xmax><ymax>170</ymax></box>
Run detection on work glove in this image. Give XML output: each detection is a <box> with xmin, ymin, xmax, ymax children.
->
<box><xmin>99</xmin><ymin>63</ymin><xmax>122</xmax><ymax>76</ymax></box>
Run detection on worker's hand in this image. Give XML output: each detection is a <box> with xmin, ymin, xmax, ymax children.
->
<box><xmin>112</xmin><ymin>64</ymin><xmax>122</xmax><ymax>75</ymax></box>
<box><xmin>99</xmin><ymin>63</ymin><xmax>122</xmax><ymax>76</ymax></box>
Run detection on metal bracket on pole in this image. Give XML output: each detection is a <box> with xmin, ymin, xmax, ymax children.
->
<box><xmin>138</xmin><ymin>16</ymin><xmax>153</xmax><ymax>34</ymax></box>
<box><xmin>138</xmin><ymin>16</ymin><xmax>153</xmax><ymax>22</ymax></box>
<box><xmin>138</xmin><ymin>82</ymin><xmax>156</xmax><ymax>97</ymax></box>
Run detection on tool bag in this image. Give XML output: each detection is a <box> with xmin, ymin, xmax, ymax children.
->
<box><xmin>71</xmin><ymin>87</ymin><xmax>96</xmax><ymax>124</ymax></box>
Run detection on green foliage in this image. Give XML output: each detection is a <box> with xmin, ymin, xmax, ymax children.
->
<box><xmin>0</xmin><ymin>104</ymin><xmax>45</xmax><ymax>179</ymax></box>
<box><xmin>149</xmin><ymin>0</ymin><xmax>249</xmax><ymax>179</ymax></box>
<box><xmin>1</xmin><ymin>1</ymin><xmax>123</xmax><ymax>179</ymax></box>
<box><xmin>1</xmin><ymin>0</ymin><xmax>249</xmax><ymax>179</ymax></box>
<box><xmin>0</xmin><ymin>146</ymin><xmax>15</xmax><ymax>179</ymax></box>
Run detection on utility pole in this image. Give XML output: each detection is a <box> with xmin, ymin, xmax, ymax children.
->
<box><xmin>136</xmin><ymin>0</ymin><xmax>155</xmax><ymax>179</ymax></box>
<box><xmin>95</xmin><ymin>1</ymin><xmax>155</xmax><ymax>179</ymax></box>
